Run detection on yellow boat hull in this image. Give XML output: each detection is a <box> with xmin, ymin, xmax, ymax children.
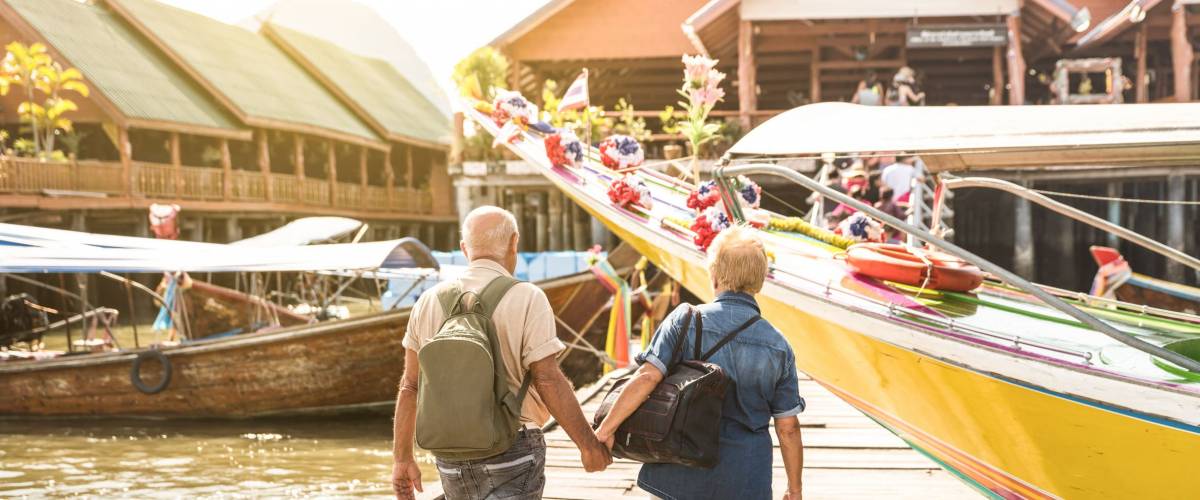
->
<box><xmin>572</xmin><ymin>188</ymin><xmax>1200</xmax><ymax>500</ymax></box>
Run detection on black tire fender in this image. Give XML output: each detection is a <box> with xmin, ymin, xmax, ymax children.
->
<box><xmin>130</xmin><ymin>349</ymin><xmax>172</xmax><ymax>395</ymax></box>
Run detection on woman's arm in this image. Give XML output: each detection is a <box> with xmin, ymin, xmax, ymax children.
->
<box><xmin>775</xmin><ymin>415</ymin><xmax>804</xmax><ymax>499</ymax></box>
<box><xmin>594</xmin><ymin>362</ymin><xmax>666</xmax><ymax>447</ymax></box>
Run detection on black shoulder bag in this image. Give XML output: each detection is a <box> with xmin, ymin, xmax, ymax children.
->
<box><xmin>592</xmin><ymin>306</ymin><xmax>761</xmax><ymax>469</ymax></box>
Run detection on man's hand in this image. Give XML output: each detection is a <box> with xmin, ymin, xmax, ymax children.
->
<box><xmin>579</xmin><ymin>439</ymin><xmax>612</xmax><ymax>473</ymax></box>
<box><xmin>391</xmin><ymin>460</ymin><xmax>423</xmax><ymax>500</ymax></box>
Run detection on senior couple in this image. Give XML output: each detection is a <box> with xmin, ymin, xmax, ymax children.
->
<box><xmin>392</xmin><ymin>206</ymin><xmax>805</xmax><ymax>500</ymax></box>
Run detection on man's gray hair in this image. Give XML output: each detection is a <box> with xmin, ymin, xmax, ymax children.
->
<box><xmin>461</xmin><ymin>206</ymin><xmax>519</xmax><ymax>257</ymax></box>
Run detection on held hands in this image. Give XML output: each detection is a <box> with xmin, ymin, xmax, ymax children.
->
<box><xmin>391</xmin><ymin>460</ymin><xmax>423</xmax><ymax>500</ymax></box>
<box><xmin>580</xmin><ymin>431</ymin><xmax>613</xmax><ymax>473</ymax></box>
<box><xmin>783</xmin><ymin>486</ymin><xmax>803</xmax><ymax>500</ymax></box>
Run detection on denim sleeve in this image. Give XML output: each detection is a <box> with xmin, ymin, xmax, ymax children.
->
<box><xmin>634</xmin><ymin>304</ymin><xmax>692</xmax><ymax>375</ymax></box>
<box><xmin>770</xmin><ymin>347</ymin><xmax>805</xmax><ymax>418</ymax></box>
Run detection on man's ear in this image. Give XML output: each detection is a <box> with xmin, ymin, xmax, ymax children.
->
<box><xmin>509</xmin><ymin>233</ymin><xmax>519</xmax><ymax>253</ymax></box>
<box><xmin>459</xmin><ymin>240</ymin><xmax>468</xmax><ymax>258</ymax></box>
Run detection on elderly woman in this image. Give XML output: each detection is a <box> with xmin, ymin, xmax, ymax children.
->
<box><xmin>595</xmin><ymin>225</ymin><xmax>805</xmax><ymax>500</ymax></box>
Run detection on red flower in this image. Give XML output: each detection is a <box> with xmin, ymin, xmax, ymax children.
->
<box><xmin>690</xmin><ymin>214</ymin><xmax>719</xmax><ymax>251</ymax></box>
<box><xmin>544</xmin><ymin>134</ymin><xmax>569</xmax><ymax>168</ymax></box>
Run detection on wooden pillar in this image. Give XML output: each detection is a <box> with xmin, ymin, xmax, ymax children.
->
<box><xmin>405</xmin><ymin>146</ymin><xmax>415</xmax><ymax>188</ymax></box>
<box><xmin>452</xmin><ymin>113</ymin><xmax>465</xmax><ymax>165</ymax></box>
<box><xmin>327</xmin><ymin>140</ymin><xmax>337</xmax><ymax>206</ymax></box>
<box><xmin>533</xmin><ymin>192</ymin><xmax>548</xmax><ymax>252</ymax></box>
<box><xmin>809</xmin><ymin>47</ymin><xmax>821</xmax><ymax>103</ymax></box>
<box><xmin>118</xmin><ymin>126</ymin><xmax>133</xmax><ymax>197</ymax></box>
<box><xmin>1106</xmin><ymin>182</ymin><xmax>1121</xmax><ymax>249</ymax></box>
<box><xmin>224</xmin><ymin>216</ymin><xmax>241</xmax><ymax>243</ymax></box>
<box><xmin>359</xmin><ymin>146</ymin><xmax>368</xmax><ymax>191</ymax></box>
<box><xmin>991</xmin><ymin>46</ymin><xmax>1005</xmax><ymax>105</ymax></box>
<box><xmin>510</xmin><ymin>191</ymin><xmax>525</xmax><ymax>251</ymax></box>
<box><xmin>548</xmin><ymin>190</ymin><xmax>563</xmax><ymax>251</ymax></box>
<box><xmin>1014</xmin><ymin>181</ymin><xmax>1034</xmax><ymax>278</ymax></box>
<box><xmin>220</xmin><ymin>138</ymin><xmax>232</xmax><ymax>200</ymax></box>
<box><xmin>737</xmin><ymin>20</ymin><xmax>757</xmax><ymax>130</ymax></box>
<box><xmin>384</xmin><ymin>149</ymin><xmax>395</xmax><ymax>207</ymax></box>
<box><xmin>170</xmin><ymin>132</ymin><xmax>182</xmax><ymax>198</ymax></box>
<box><xmin>293</xmin><ymin>135</ymin><xmax>306</xmax><ymax>180</ymax></box>
<box><xmin>572</xmin><ymin>203</ymin><xmax>588</xmax><ymax>250</ymax></box>
<box><xmin>1167</xmin><ymin>173</ymin><xmax>1186</xmax><ymax>282</ymax></box>
<box><xmin>509</xmin><ymin>60</ymin><xmax>524</xmax><ymax>93</ymax></box>
<box><xmin>257</xmin><ymin>131</ymin><xmax>273</xmax><ymax>201</ymax></box>
<box><xmin>1135</xmin><ymin>23</ymin><xmax>1149</xmax><ymax>103</ymax></box>
<box><xmin>1172</xmin><ymin>3</ymin><xmax>1194</xmax><ymax>102</ymax></box>
<box><xmin>1006</xmin><ymin>12</ymin><xmax>1025</xmax><ymax>105</ymax></box>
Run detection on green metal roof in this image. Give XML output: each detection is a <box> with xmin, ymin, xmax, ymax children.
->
<box><xmin>6</xmin><ymin>0</ymin><xmax>241</xmax><ymax>133</ymax></box>
<box><xmin>268</xmin><ymin>25</ymin><xmax>451</xmax><ymax>146</ymax></box>
<box><xmin>111</xmin><ymin>0</ymin><xmax>381</xmax><ymax>143</ymax></box>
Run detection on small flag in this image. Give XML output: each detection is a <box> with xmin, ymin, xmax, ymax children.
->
<box><xmin>557</xmin><ymin>69</ymin><xmax>589</xmax><ymax>112</ymax></box>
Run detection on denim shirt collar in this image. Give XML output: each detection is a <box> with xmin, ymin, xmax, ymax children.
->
<box><xmin>714</xmin><ymin>291</ymin><xmax>760</xmax><ymax>314</ymax></box>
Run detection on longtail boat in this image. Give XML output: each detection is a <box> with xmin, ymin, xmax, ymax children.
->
<box><xmin>465</xmin><ymin>99</ymin><xmax>1200</xmax><ymax>499</ymax></box>
<box><xmin>0</xmin><ymin>242</ymin><xmax>639</xmax><ymax>417</ymax></box>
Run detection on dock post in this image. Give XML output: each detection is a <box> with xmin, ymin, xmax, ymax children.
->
<box><xmin>1106</xmin><ymin>183</ymin><xmax>1121</xmax><ymax>249</ymax></box>
<box><xmin>549</xmin><ymin>190</ymin><xmax>563</xmax><ymax>251</ymax></box>
<box><xmin>1006</xmin><ymin>11</ymin><xmax>1025</xmax><ymax>105</ymax></box>
<box><xmin>1166</xmin><ymin>173</ymin><xmax>1186</xmax><ymax>283</ymax></box>
<box><xmin>225</xmin><ymin>216</ymin><xmax>241</xmax><ymax>243</ymax></box>
<box><xmin>1014</xmin><ymin>181</ymin><xmax>1035</xmax><ymax>279</ymax></box>
<box><xmin>533</xmin><ymin>192</ymin><xmax>548</xmax><ymax>252</ymax></box>
<box><xmin>1172</xmin><ymin>3</ymin><xmax>1194</xmax><ymax>102</ymax></box>
<box><xmin>510</xmin><ymin>191</ymin><xmax>525</xmax><ymax>251</ymax></box>
<box><xmin>572</xmin><ymin>204</ymin><xmax>588</xmax><ymax>250</ymax></box>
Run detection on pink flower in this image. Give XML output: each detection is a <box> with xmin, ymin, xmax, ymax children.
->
<box><xmin>682</xmin><ymin>54</ymin><xmax>717</xmax><ymax>84</ymax></box>
<box><xmin>706</xmin><ymin>68</ymin><xmax>726</xmax><ymax>86</ymax></box>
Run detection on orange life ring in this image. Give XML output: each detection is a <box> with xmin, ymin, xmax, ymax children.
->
<box><xmin>844</xmin><ymin>243</ymin><xmax>984</xmax><ymax>292</ymax></box>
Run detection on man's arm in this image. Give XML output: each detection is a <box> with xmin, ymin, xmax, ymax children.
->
<box><xmin>391</xmin><ymin>348</ymin><xmax>423</xmax><ymax>500</ymax></box>
<box><xmin>528</xmin><ymin>355</ymin><xmax>611</xmax><ymax>472</ymax></box>
<box><xmin>594</xmin><ymin>362</ymin><xmax>664</xmax><ymax>447</ymax></box>
<box><xmin>775</xmin><ymin>415</ymin><xmax>804</xmax><ymax>500</ymax></box>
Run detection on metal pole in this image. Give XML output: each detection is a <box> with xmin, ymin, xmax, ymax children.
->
<box><xmin>943</xmin><ymin>176</ymin><xmax>1200</xmax><ymax>274</ymax></box>
<box><xmin>906</xmin><ymin>159</ymin><xmax>926</xmax><ymax>247</ymax></box>
<box><xmin>716</xmin><ymin>162</ymin><xmax>1200</xmax><ymax>374</ymax></box>
<box><xmin>123</xmin><ymin>275</ymin><xmax>140</xmax><ymax>349</ymax></box>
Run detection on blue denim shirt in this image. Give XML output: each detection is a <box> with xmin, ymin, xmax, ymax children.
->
<box><xmin>634</xmin><ymin>292</ymin><xmax>804</xmax><ymax>500</ymax></box>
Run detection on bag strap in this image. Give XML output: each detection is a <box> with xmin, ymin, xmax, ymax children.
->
<box><xmin>692</xmin><ymin>308</ymin><xmax>705</xmax><ymax>360</ymax></box>
<box><xmin>478</xmin><ymin>276</ymin><xmax>520</xmax><ymax>317</ymax></box>
<box><xmin>435</xmin><ymin>281</ymin><xmax>466</xmax><ymax>316</ymax></box>
<box><xmin>476</xmin><ymin>276</ymin><xmax>534</xmax><ymax>414</ymax></box>
<box><xmin>699</xmin><ymin>315</ymin><xmax>762</xmax><ymax>362</ymax></box>
<box><xmin>667</xmin><ymin>305</ymin><xmax>696</xmax><ymax>368</ymax></box>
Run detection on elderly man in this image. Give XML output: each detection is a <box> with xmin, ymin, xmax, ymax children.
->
<box><xmin>594</xmin><ymin>225</ymin><xmax>805</xmax><ymax>500</ymax></box>
<box><xmin>391</xmin><ymin>206</ymin><xmax>611</xmax><ymax>500</ymax></box>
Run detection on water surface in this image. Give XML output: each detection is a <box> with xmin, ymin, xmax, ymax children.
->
<box><xmin>0</xmin><ymin>416</ymin><xmax>436</xmax><ymax>498</ymax></box>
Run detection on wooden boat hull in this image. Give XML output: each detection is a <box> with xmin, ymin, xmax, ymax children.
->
<box><xmin>0</xmin><ymin>270</ymin><xmax>615</xmax><ymax>418</ymax></box>
<box><xmin>1090</xmin><ymin>246</ymin><xmax>1200</xmax><ymax>315</ymax></box>
<box><xmin>580</xmin><ymin>194</ymin><xmax>1200</xmax><ymax>499</ymax></box>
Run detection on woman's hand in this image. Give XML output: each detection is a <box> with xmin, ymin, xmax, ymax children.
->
<box><xmin>595</xmin><ymin>428</ymin><xmax>615</xmax><ymax>451</ymax></box>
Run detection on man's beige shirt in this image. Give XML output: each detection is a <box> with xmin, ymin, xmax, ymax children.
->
<box><xmin>402</xmin><ymin>258</ymin><xmax>565</xmax><ymax>425</ymax></box>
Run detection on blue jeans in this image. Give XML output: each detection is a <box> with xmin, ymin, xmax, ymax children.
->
<box><xmin>434</xmin><ymin>428</ymin><xmax>546</xmax><ymax>500</ymax></box>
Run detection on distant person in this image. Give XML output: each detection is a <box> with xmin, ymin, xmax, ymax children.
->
<box><xmin>827</xmin><ymin>160</ymin><xmax>870</xmax><ymax>225</ymax></box>
<box><xmin>593</xmin><ymin>225</ymin><xmax>805</xmax><ymax>500</ymax></box>
<box><xmin>852</xmin><ymin>72</ymin><xmax>884</xmax><ymax>106</ymax></box>
<box><xmin>391</xmin><ymin>206</ymin><xmax>611</xmax><ymax>500</ymax></box>
<box><xmin>875</xmin><ymin>186</ymin><xmax>907</xmax><ymax>242</ymax></box>
<box><xmin>880</xmin><ymin>155</ymin><xmax>918</xmax><ymax>204</ymax></box>
<box><xmin>886</xmin><ymin>67</ymin><xmax>925</xmax><ymax>106</ymax></box>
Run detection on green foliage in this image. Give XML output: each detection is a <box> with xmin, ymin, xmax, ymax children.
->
<box><xmin>58</xmin><ymin>129</ymin><xmax>86</xmax><ymax>156</ymax></box>
<box><xmin>452</xmin><ymin>47</ymin><xmax>509</xmax><ymax>101</ymax></box>
<box><xmin>1</xmin><ymin>41</ymin><xmax>88</xmax><ymax>160</ymax></box>
<box><xmin>612</xmin><ymin>98</ymin><xmax>650</xmax><ymax>142</ymax></box>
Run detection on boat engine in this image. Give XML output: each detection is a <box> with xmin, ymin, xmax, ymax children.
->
<box><xmin>0</xmin><ymin>293</ymin><xmax>50</xmax><ymax>348</ymax></box>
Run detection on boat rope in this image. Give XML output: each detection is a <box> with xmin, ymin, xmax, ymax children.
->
<box><xmin>1030</xmin><ymin>189</ymin><xmax>1200</xmax><ymax>205</ymax></box>
<box><xmin>554</xmin><ymin>315</ymin><xmax>617</xmax><ymax>366</ymax></box>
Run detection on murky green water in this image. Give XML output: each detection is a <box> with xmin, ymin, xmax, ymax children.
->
<box><xmin>0</xmin><ymin>416</ymin><xmax>437</xmax><ymax>498</ymax></box>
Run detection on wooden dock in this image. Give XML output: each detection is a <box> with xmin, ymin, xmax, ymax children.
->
<box><xmin>420</xmin><ymin>371</ymin><xmax>975</xmax><ymax>499</ymax></box>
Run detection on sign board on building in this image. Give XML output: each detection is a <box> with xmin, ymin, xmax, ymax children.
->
<box><xmin>906</xmin><ymin>24</ymin><xmax>1008</xmax><ymax>48</ymax></box>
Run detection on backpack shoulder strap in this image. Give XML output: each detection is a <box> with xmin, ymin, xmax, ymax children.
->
<box><xmin>478</xmin><ymin>275</ymin><xmax>521</xmax><ymax>317</ymax></box>
<box><xmin>699</xmin><ymin>316</ymin><xmax>761</xmax><ymax>361</ymax></box>
<box><xmin>691</xmin><ymin>307</ymin><xmax>705</xmax><ymax>360</ymax></box>
<box><xmin>435</xmin><ymin>281</ymin><xmax>466</xmax><ymax>317</ymax></box>
<box><xmin>667</xmin><ymin>305</ymin><xmax>696</xmax><ymax>368</ymax></box>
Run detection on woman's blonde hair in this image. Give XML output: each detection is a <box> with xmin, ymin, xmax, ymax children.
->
<box><xmin>707</xmin><ymin>225</ymin><xmax>769</xmax><ymax>294</ymax></box>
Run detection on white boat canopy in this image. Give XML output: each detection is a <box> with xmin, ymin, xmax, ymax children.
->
<box><xmin>725</xmin><ymin>102</ymin><xmax>1200</xmax><ymax>173</ymax></box>
<box><xmin>230</xmin><ymin>217</ymin><xmax>363</xmax><ymax>247</ymax></box>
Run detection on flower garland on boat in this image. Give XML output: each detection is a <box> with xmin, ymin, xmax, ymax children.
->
<box><xmin>690</xmin><ymin>206</ymin><xmax>731</xmax><ymax>251</ymax></box>
<box><xmin>767</xmin><ymin>216</ymin><xmax>856</xmax><ymax>249</ymax></box>
<box><xmin>544</xmin><ymin>129</ymin><xmax>584</xmax><ymax>168</ymax></box>
<box><xmin>488</xmin><ymin>90</ymin><xmax>547</xmax><ymax>145</ymax></box>
<box><xmin>607</xmin><ymin>175</ymin><xmax>653</xmax><ymax>211</ymax></box>
<box><xmin>835</xmin><ymin>213</ymin><xmax>886</xmax><ymax>243</ymax></box>
<box><xmin>598</xmin><ymin>134</ymin><xmax>644</xmax><ymax>170</ymax></box>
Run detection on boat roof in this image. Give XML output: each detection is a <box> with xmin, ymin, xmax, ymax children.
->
<box><xmin>0</xmin><ymin>221</ymin><xmax>438</xmax><ymax>273</ymax></box>
<box><xmin>726</xmin><ymin>102</ymin><xmax>1200</xmax><ymax>173</ymax></box>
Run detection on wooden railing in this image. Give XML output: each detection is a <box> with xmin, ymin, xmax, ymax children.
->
<box><xmin>0</xmin><ymin>157</ymin><xmax>436</xmax><ymax>216</ymax></box>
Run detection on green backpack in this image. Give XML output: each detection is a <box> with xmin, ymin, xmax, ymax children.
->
<box><xmin>414</xmin><ymin>276</ymin><xmax>531</xmax><ymax>460</ymax></box>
